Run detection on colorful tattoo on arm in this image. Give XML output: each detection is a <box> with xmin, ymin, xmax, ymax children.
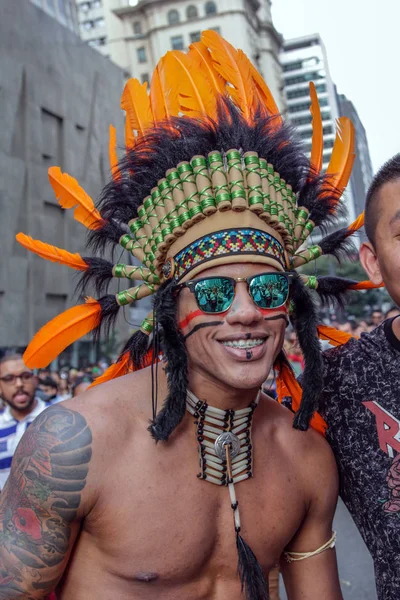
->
<box><xmin>0</xmin><ymin>406</ymin><xmax>92</xmax><ymax>598</ymax></box>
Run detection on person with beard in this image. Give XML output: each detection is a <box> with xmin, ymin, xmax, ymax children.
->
<box><xmin>0</xmin><ymin>354</ymin><xmax>46</xmax><ymax>490</ymax></box>
<box><xmin>320</xmin><ymin>154</ymin><xmax>400</xmax><ymax>600</ymax></box>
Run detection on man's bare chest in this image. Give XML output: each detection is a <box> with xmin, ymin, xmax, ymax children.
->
<box><xmin>79</xmin><ymin>433</ymin><xmax>305</xmax><ymax>587</ymax></box>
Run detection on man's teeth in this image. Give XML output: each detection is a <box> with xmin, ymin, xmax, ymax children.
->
<box><xmin>222</xmin><ymin>338</ymin><xmax>264</xmax><ymax>349</ymax></box>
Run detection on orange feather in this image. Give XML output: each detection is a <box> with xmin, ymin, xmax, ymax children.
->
<box><xmin>245</xmin><ymin>56</ymin><xmax>281</xmax><ymax>122</ymax></box>
<box><xmin>326</xmin><ymin>117</ymin><xmax>356</xmax><ymax>200</ymax></box>
<box><xmin>309</xmin><ymin>82</ymin><xmax>323</xmax><ymax>175</ymax></box>
<box><xmin>162</xmin><ymin>51</ymin><xmax>218</xmax><ymax>119</ymax></box>
<box><xmin>120</xmin><ymin>79</ymin><xmax>153</xmax><ymax>143</ymax></box>
<box><xmin>150</xmin><ymin>56</ymin><xmax>181</xmax><ymax>121</ymax></box>
<box><xmin>317</xmin><ymin>325</ymin><xmax>356</xmax><ymax>347</ymax></box>
<box><xmin>48</xmin><ymin>167</ymin><xmax>104</xmax><ymax>230</ymax></box>
<box><xmin>109</xmin><ymin>124</ymin><xmax>120</xmax><ymax>180</ymax></box>
<box><xmin>275</xmin><ymin>358</ymin><xmax>326</xmax><ymax>435</ymax></box>
<box><xmin>89</xmin><ymin>351</ymin><xmax>131</xmax><ymax>387</ymax></box>
<box><xmin>201</xmin><ymin>30</ymin><xmax>254</xmax><ymax>121</ymax></box>
<box><xmin>349</xmin><ymin>280</ymin><xmax>385</xmax><ymax>290</ymax></box>
<box><xmin>89</xmin><ymin>348</ymin><xmax>154</xmax><ymax>388</ymax></box>
<box><xmin>16</xmin><ymin>233</ymin><xmax>88</xmax><ymax>271</ymax></box>
<box><xmin>23</xmin><ymin>298</ymin><xmax>102</xmax><ymax>368</ymax></box>
<box><xmin>188</xmin><ymin>41</ymin><xmax>226</xmax><ymax>96</ymax></box>
<box><xmin>347</xmin><ymin>211</ymin><xmax>364</xmax><ymax>233</ymax></box>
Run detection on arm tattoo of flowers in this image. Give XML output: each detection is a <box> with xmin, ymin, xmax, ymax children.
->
<box><xmin>0</xmin><ymin>406</ymin><xmax>92</xmax><ymax>597</ymax></box>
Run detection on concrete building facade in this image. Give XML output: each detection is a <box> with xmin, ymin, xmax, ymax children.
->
<box><xmin>30</xmin><ymin>0</ymin><xmax>78</xmax><ymax>32</ymax></box>
<box><xmin>0</xmin><ymin>0</ymin><xmax>125</xmax><ymax>363</ymax></box>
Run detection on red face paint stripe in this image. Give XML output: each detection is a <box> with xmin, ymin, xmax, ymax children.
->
<box><xmin>259</xmin><ymin>306</ymin><xmax>288</xmax><ymax>316</ymax></box>
<box><xmin>178</xmin><ymin>309</ymin><xmax>204</xmax><ymax>330</ymax></box>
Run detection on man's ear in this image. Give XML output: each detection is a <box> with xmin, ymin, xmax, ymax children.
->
<box><xmin>359</xmin><ymin>242</ymin><xmax>383</xmax><ymax>285</ymax></box>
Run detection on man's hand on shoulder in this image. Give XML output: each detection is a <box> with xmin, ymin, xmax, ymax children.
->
<box><xmin>0</xmin><ymin>404</ymin><xmax>93</xmax><ymax>598</ymax></box>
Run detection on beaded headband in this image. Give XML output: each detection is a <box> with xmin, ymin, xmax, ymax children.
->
<box><xmin>16</xmin><ymin>29</ymin><xmax>371</xmax><ymax>370</ymax></box>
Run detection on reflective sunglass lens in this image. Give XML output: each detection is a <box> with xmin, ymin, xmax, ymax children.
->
<box><xmin>249</xmin><ymin>274</ymin><xmax>289</xmax><ymax>309</ymax></box>
<box><xmin>194</xmin><ymin>278</ymin><xmax>234</xmax><ymax>313</ymax></box>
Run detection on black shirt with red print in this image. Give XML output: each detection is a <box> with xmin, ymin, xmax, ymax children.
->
<box><xmin>321</xmin><ymin>317</ymin><xmax>400</xmax><ymax>600</ymax></box>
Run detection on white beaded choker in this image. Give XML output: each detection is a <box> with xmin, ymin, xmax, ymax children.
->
<box><xmin>186</xmin><ymin>389</ymin><xmax>260</xmax><ymax>537</ymax></box>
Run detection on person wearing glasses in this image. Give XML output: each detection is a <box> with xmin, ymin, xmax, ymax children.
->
<box><xmin>0</xmin><ymin>354</ymin><xmax>46</xmax><ymax>490</ymax></box>
<box><xmin>0</xmin><ymin>31</ymin><xmax>364</xmax><ymax>600</ymax></box>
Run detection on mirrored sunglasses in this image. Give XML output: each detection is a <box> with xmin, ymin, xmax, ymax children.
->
<box><xmin>176</xmin><ymin>272</ymin><xmax>292</xmax><ymax>314</ymax></box>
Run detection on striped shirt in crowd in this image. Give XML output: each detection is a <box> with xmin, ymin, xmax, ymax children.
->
<box><xmin>0</xmin><ymin>398</ymin><xmax>47</xmax><ymax>490</ymax></box>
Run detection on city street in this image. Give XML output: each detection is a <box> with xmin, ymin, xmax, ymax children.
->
<box><xmin>280</xmin><ymin>499</ymin><xmax>377</xmax><ymax>599</ymax></box>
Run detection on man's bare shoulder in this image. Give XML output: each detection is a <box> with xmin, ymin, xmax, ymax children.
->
<box><xmin>260</xmin><ymin>395</ymin><xmax>337</xmax><ymax>475</ymax></box>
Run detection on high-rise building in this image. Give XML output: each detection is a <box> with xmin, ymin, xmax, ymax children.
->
<box><xmin>281</xmin><ymin>34</ymin><xmax>373</xmax><ymax>231</ymax></box>
<box><xmin>337</xmin><ymin>93</ymin><xmax>374</xmax><ymax>224</ymax></box>
<box><xmin>74</xmin><ymin>0</ymin><xmax>285</xmax><ymax>110</ymax></box>
<box><xmin>30</xmin><ymin>0</ymin><xmax>78</xmax><ymax>32</ymax></box>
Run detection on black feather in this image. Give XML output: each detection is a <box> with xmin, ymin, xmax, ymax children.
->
<box><xmin>77</xmin><ymin>257</ymin><xmax>114</xmax><ymax>297</ymax></box>
<box><xmin>315</xmin><ymin>276</ymin><xmax>359</xmax><ymax>309</ymax></box>
<box><xmin>236</xmin><ymin>532</ymin><xmax>269</xmax><ymax>600</ymax></box>
<box><xmin>319</xmin><ymin>227</ymin><xmax>356</xmax><ymax>262</ymax></box>
<box><xmin>148</xmin><ymin>282</ymin><xmax>188</xmax><ymax>442</ymax></box>
<box><xmin>93</xmin><ymin>294</ymin><xmax>120</xmax><ymax>343</ymax></box>
<box><xmin>290</xmin><ymin>274</ymin><xmax>323</xmax><ymax>431</ymax></box>
<box><xmin>121</xmin><ymin>329</ymin><xmax>151</xmax><ymax>369</ymax></box>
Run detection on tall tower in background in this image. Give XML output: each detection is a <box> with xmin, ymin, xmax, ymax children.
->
<box><xmin>281</xmin><ymin>34</ymin><xmax>373</xmax><ymax>230</ymax></box>
<box><xmin>74</xmin><ymin>0</ymin><xmax>285</xmax><ymax>110</ymax></box>
<box><xmin>30</xmin><ymin>0</ymin><xmax>78</xmax><ymax>32</ymax></box>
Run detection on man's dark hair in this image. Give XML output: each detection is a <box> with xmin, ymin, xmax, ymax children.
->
<box><xmin>39</xmin><ymin>377</ymin><xmax>58</xmax><ymax>390</ymax></box>
<box><xmin>365</xmin><ymin>154</ymin><xmax>400</xmax><ymax>245</ymax></box>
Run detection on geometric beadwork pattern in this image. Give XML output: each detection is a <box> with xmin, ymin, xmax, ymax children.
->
<box><xmin>173</xmin><ymin>228</ymin><xmax>285</xmax><ymax>281</ymax></box>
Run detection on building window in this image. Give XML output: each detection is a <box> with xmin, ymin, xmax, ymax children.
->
<box><xmin>137</xmin><ymin>47</ymin><xmax>147</xmax><ymax>63</ymax></box>
<box><xmin>79</xmin><ymin>2</ymin><xmax>90</xmax><ymax>12</ymax></box>
<box><xmin>94</xmin><ymin>17</ymin><xmax>105</xmax><ymax>27</ymax></box>
<box><xmin>88</xmin><ymin>36</ymin><xmax>106</xmax><ymax>47</ymax></box>
<box><xmin>205</xmin><ymin>1</ymin><xmax>217</xmax><ymax>14</ymax></box>
<box><xmin>186</xmin><ymin>5</ymin><xmax>198</xmax><ymax>19</ymax></box>
<box><xmin>167</xmin><ymin>9</ymin><xmax>180</xmax><ymax>25</ymax></box>
<box><xmin>92</xmin><ymin>0</ymin><xmax>102</xmax><ymax>7</ymax></box>
<box><xmin>141</xmin><ymin>73</ymin><xmax>149</xmax><ymax>84</ymax></box>
<box><xmin>210</xmin><ymin>26</ymin><xmax>220</xmax><ymax>34</ymax></box>
<box><xmin>323</xmin><ymin>124</ymin><xmax>333</xmax><ymax>135</ymax></box>
<box><xmin>189</xmin><ymin>31</ymin><xmax>201</xmax><ymax>43</ymax></box>
<box><xmin>284</xmin><ymin>71</ymin><xmax>324</xmax><ymax>86</ymax></box>
<box><xmin>283</xmin><ymin>60</ymin><xmax>302</xmax><ymax>73</ymax></box>
<box><xmin>171</xmin><ymin>35</ymin><xmax>184</xmax><ymax>50</ymax></box>
<box><xmin>82</xmin><ymin>20</ymin><xmax>94</xmax><ymax>30</ymax></box>
<box><xmin>133</xmin><ymin>20</ymin><xmax>142</xmax><ymax>34</ymax></box>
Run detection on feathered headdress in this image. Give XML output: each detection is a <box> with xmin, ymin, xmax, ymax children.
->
<box><xmin>17</xmin><ymin>30</ymin><xmax>383</xmax><ymax>600</ymax></box>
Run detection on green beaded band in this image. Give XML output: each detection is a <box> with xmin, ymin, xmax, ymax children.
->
<box><xmin>189</xmin><ymin>205</ymin><xmax>203</xmax><ymax>218</ymax></box>
<box><xmin>113</xmin><ymin>264</ymin><xmax>160</xmax><ymax>284</ymax></box>
<box><xmin>117</xmin><ymin>283</ymin><xmax>156</xmax><ymax>306</ymax></box>
<box><xmin>143</xmin><ymin>197</ymin><xmax>153</xmax><ymax>211</ymax></box>
<box><xmin>141</xmin><ymin>317</ymin><xmax>154</xmax><ymax>335</ymax></box>
<box><xmin>215</xmin><ymin>192</ymin><xmax>231</xmax><ymax>206</ymax></box>
<box><xmin>201</xmin><ymin>197</ymin><xmax>217</xmax><ymax>211</ymax></box>
<box><xmin>130</xmin><ymin>220</ymin><xmax>143</xmax><ymax>235</ymax></box>
<box><xmin>158</xmin><ymin>179</ymin><xmax>170</xmax><ymax>192</ymax></box>
<box><xmin>226</xmin><ymin>149</ymin><xmax>241</xmax><ymax>165</ymax></box>
<box><xmin>296</xmin><ymin>208</ymin><xmax>309</xmax><ymax>222</ymax></box>
<box><xmin>192</xmin><ymin>156</ymin><xmax>208</xmax><ymax>169</ymax></box>
<box><xmin>177</xmin><ymin>162</ymin><xmax>194</xmax><ymax>177</ymax></box>
<box><xmin>166</xmin><ymin>169</ymin><xmax>181</xmax><ymax>185</ymax></box>
<box><xmin>305</xmin><ymin>275</ymin><xmax>318</xmax><ymax>289</ymax></box>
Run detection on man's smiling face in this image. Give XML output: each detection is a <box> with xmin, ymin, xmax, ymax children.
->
<box><xmin>176</xmin><ymin>262</ymin><xmax>288</xmax><ymax>394</ymax></box>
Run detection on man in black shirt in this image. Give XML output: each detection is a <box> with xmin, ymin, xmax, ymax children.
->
<box><xmin>322</xmin><ymin>154</ymin><xmax>400</xmax><ymax>600</ymax></box>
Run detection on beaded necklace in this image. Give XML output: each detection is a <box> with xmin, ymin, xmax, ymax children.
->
<box><xmin>186</xmin><ymin>389</ymin><xmax>260</xmax><ymax>539</ymax></box>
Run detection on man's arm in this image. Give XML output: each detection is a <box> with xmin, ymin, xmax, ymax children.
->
<box><xmin>0</xmin><ymin>405</ymin><xmax>92</xmax><ymax>599</ymax></box>
<box><xmin>281</xmin><ymin>434</ymin><xmax>342</xmax><ymax>600</ymax></box>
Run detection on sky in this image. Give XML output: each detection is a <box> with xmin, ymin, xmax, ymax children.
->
<box><xmin>271</xmin><ymin>0</ymin><xmax>399</xmax><ymax>172</ymax></box>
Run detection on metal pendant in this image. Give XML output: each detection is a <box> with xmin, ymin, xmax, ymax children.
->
<box><xmin>214</xmin><ymin>432</ymin><xmax>241</xmax><ymax>461</ymax></box>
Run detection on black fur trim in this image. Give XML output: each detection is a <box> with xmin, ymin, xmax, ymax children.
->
<box><xmin>315</xmin><ymin>276</ymin><xmax>359</xmax><ymax>308</ymax></box>
<box><xmin>121</xmin><ymin>329</ymin><xmax>150</xmax><ymax>369</ymax></box>
<box><xmin>148</xmin><ymin>282</ymin><xmax>188</xmax><ymax>442</ymax></box>
<box><xmin>93</xmin><ymin>294</ymin><xmax>120</xmax><ymax>343</ymax></box>
<box><xmin>290</xmin><ymin>274</ymin><xmax>323</xmax><ymax>430</ymax></box>
<box><xmin>319</xmin><ymin>227</ymin><xmax>356</xmax><ymax>262</ymax></box>
<box><xmin>77</xmin><ymin>257</ymin><xmax>114</xmax><ymax>297</ymax></box>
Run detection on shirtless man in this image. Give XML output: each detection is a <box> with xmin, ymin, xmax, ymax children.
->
<box><xmin>2</xmin><ymin>30</ymin><xmax>353</xmax><ymax>599</ymax></box>
<box><xmin>0</xmin><ymin>263</ymin><xmax>340</xmax><ymax>599</ymax></box>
